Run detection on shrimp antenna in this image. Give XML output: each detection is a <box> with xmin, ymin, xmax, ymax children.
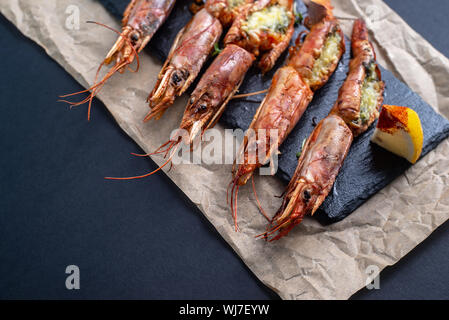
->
<box><xmin>229</xmin><ymin>178</ymin><xmax>241</xmax><ymax>232</ymax></box>
<box><xmin>104</xmin><ymin>140</ymin><xmax>180</xmax><ymax>180</ymax></box>
<box><xmin>251</xmin><ymin>176</ymin><xmax>271</xmax><ymax>222</ymax></box>
<box><xmin>58</xmin><ymin>21</ymin><xmax>140</xmax><ymax>120</ymax></box>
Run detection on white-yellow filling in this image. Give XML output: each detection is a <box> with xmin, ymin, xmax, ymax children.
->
<box><xmin>358</xmin><ymin>63</ymin><xmax>382</xmax><ymax>124</ymax></box>
<box><xmin>241</xmin><ymin>6</ymin><xmax>291</xmax><ymax>35</ymax></box>
<box><xmin>309</xmin><ymin>32</ymin><xmax>341</xmax><ymax>85</ymax></box>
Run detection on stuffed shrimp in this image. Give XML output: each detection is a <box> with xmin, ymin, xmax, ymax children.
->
<box><xmin>230</xmin><ymin>0</ymin><xmax>345</xmax><ymax>210</ymax></box>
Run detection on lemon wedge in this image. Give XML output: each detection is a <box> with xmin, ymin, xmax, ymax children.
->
<box><xmin>371</xmin><ymin>105</ymin><xmax>423</xmax><ymax>164</ymax></box>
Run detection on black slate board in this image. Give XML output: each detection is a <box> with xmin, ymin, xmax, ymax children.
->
<box><xmin>99</xmin><ymin>0</ymin><xmax>449</xmax><ymax>224</ymax></box>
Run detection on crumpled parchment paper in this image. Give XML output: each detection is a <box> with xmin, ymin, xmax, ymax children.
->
<box><xmin>2</xmin><ymin>0</ymin><xmax>449</xmax><ymax>299</ymax></box>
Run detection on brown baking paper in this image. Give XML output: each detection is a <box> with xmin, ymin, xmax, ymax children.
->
<box><xmin>2</xmin><ymin>0</ymin><xmax>449</xmax><ymax>299</ymax></box>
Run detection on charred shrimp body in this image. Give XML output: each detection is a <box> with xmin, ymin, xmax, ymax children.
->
<box><xmin>232</xmin><ymin>66</ymin><xmax>313</xmax><ymax>186</ymax></box>
<box><xmin>179</xmin><ymin>44</ymin><xmax>255</xmax><ymax>145</ymax></box>
<box><xmin>105</xmin><ymin>0</ymin><xmax>175</xmax><ymax>67</ymax></box>
<box><xmin>287</xmin><ymin>10</ymin><xmax>345</xmax><ymax>91</ymax></box>
<box><xmin>263</xmin><ymin>18</ymin><xmax>384</xmax><ymax>240</ymax></box>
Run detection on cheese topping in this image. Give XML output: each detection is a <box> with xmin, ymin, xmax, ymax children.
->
<box><xmin>241</xmin><ymin>5</ymin><xmax>291</xmax><ymax>35</ymax></box>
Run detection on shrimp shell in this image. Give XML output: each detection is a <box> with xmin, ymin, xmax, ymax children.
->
<box><xmin>205</xmin><ymin>0</ymin><xmax>254</xmax><ymax>27</ymax></box>
<box><xmin>232</xmin><ymin>66</ymin><xmax>313</xmax><ymax>186</ymax></box>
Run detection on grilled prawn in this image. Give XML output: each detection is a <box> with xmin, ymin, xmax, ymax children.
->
<box><xmin>261</xmin><ymin>115</ymin><xmax>353</xmax><ymax>241</ymax></box>
<box><xmin>145</xmin><ymin>8</ymin><xmax>223</xmax><ymax>121</ymax></box>
<box><xmin>232</xmin><ymin>66</ymin><xmax>313</xmax><ymax>186</ymax></box>
<box><xmin>224</xmin><ymin>0</ymin><xmax>295</xmax><ymax>73</ymax></box>
<box><xmin>106</xmin><ymin>44</ymin><xmax>255</xmax><ymax>181</ymax></box>
<box><xmin>60</xmin><ymin>0</ymin><xmax>176</xmax><ymax>120</ymax></box>
<box><xmin>148</xmin><ymin>0</ymin><xmax>296</xmax><ymax>157</ymax></box>
<box><xmin>145</xmin><ymin>0</ymin><xmax>256</xmax><ymax>121</ymax></box>
<box><xmin>108</xmin><ymin>0</ymin><xmax>298</xmax><ymax>180</ymax></box>
<box><xmin>287</xmin><ymin>1</ymin><xmax>344</xmax><ymax>91</ymax></box>
<box><xmin>330</xmin><ymin>19</ymin><xmax>385</xmax><ymax>136</ymax></box>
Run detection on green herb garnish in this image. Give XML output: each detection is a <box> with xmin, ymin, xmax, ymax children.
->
<box><xmin>293</xmin><ymin>3</ymin><xmax>303</xmax><ymax>25</ymax></box>
<box><xmin>296</xmin><ymin>138</ymin><xmax>307</xmax><ymax>158</ymax></box>
<box><xmin>212</xmin><ymin>42</ymin><xmax>222</xmax><ymax>57</ymax></box>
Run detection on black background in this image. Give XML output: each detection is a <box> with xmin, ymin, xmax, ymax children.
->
<box><xmin>1</xmin><ymin>0</ymin><xmax>449</xmax><ymax>299</ymax></box>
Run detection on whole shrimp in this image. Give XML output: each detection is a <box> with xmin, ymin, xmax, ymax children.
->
<box><xmin>261</xmin><ymin>115</ymin><xmax>352</xmax><ymax>240</ymax></box>
<box><xmin>175</xmin><ymin>0</ymin><xmax>296</xmax><ymax>142</ymax></box>
<box><xmin>145</xmin><ymin>8</ymin><xmax>223</xmax><ymax>121</ymax></box>
<box><xmin>178</xmin><ymin>44</ymin><xmax>255</xmax><ymax>145</ymax></box>
<box><xmin>330</xmin><ymin>19</ymin><xmax>385</xmax><ymax>136</ymax></box>
<box><xmin>262</xmin><ymin>18</ymin><xmax>384</xmax><ymax>241</ymax></box>
<box><xmin>224</xmin><ymin>0</ymin><xmax>295</xmax><ymax>73</ymax></box>
<box><xmin>60</xmin><ymin>0</ymin><xmax>176</xmax><ymax>120</ymax></box>
<box><xmin>230</xmin><ymin>0</ymin><xmax>344</xmax><ymax>225</ymax></box>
